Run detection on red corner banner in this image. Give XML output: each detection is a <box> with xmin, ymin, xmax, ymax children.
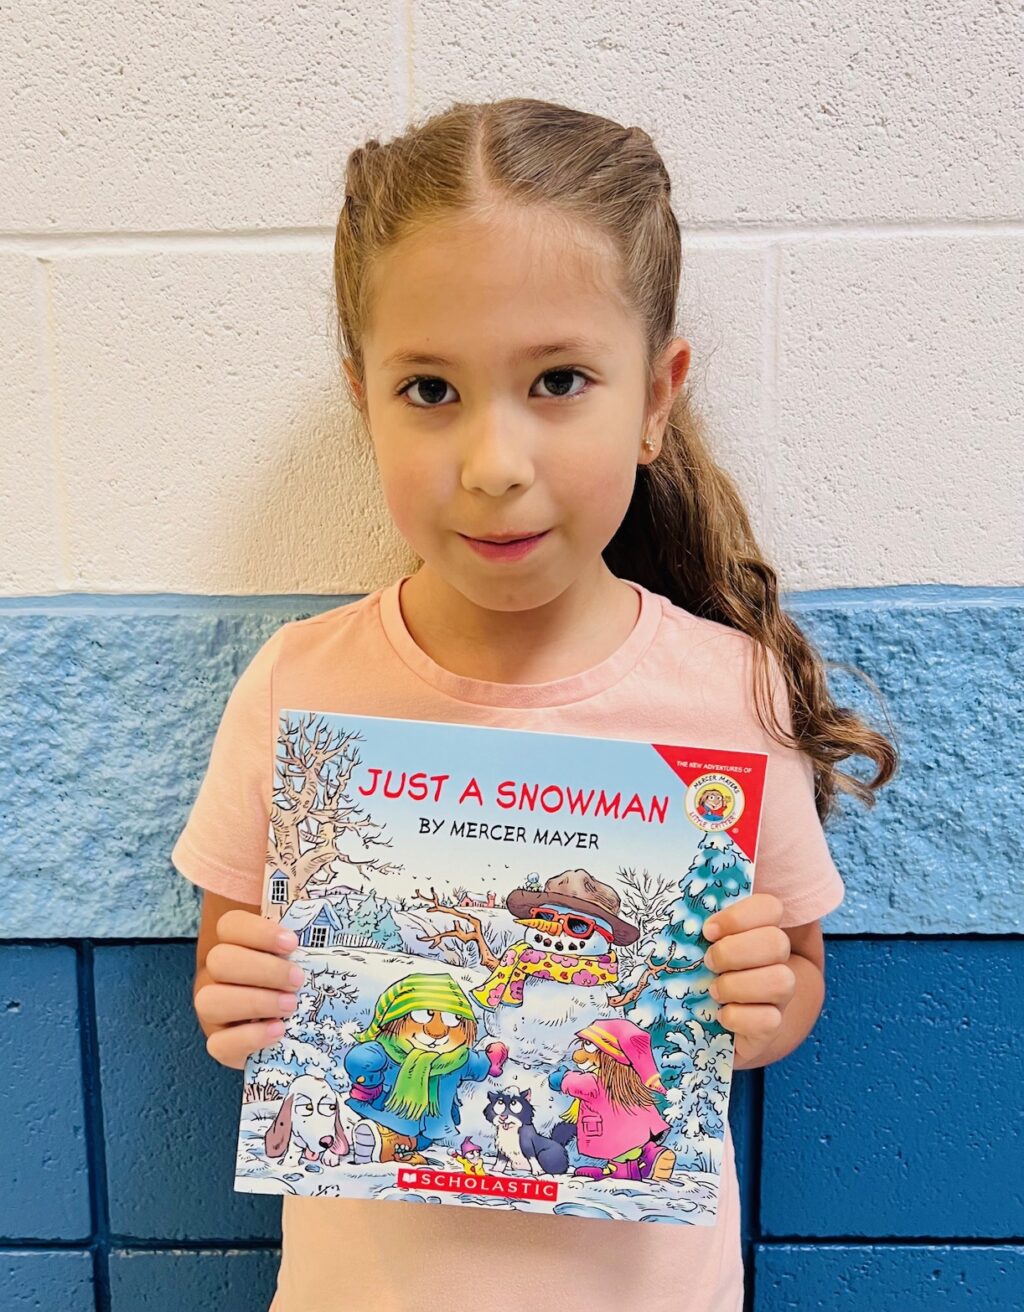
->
<box><xmin>650</xmin><ymin>743</ymin><xmax>768</xmax><ymax>862</ymax></box>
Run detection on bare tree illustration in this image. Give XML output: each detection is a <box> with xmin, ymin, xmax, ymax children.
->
<box><xmin>413</xmin><ymin>886</ymin><xmax>500</xmax><ymax>970</ymax></box>
<box><xmin>265</xmin><ymin>713</ymin><xmax>404</xmax><ymax>919</ymax></box>
<box><xmin>614</xmin><ymin>866</ymin><xmax>677</xmax><ymax>975</ymax></box>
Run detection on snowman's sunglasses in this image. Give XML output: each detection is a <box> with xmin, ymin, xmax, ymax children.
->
<box><xmin>530</xmin><ymin>906</ymin><xmax>614</xmax><ymax>942</ymax></box>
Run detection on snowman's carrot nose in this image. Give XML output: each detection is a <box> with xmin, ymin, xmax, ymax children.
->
<box><xmin>518</xmin><ymin>917</ymin><xmax>562</xmax><ymax>934</ymax></box>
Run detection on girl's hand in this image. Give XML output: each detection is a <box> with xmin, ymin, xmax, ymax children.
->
<box><xmin>702</xmin><ymin>893</ymin><xmax>796</xmax><ymax>1068</ymax></box>
<box><xmin>194</xmin><ymin>908</ymin><xmax>304</xmax><ymax>1069</ymax></box>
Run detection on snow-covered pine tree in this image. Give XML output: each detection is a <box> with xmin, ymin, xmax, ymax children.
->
<box><xmin>348</xmin><ymin>891</ymin><xmax>403</xmax><ymax>949</ymax></box>
<box><xmin>623</xmin><ymin>830</ymin><xmax>753</xmax><ymax>1170</ymax></box>
<box><xmin>626</xmin><ymin>830</ymin><xmax>752</xmax><ymax>1054</ymax></box>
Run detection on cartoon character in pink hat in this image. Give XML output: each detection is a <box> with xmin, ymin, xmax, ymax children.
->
<box><xmin>548</xmin><ymin>1018</ymin><xmax>675</xmax><ymax>1182</ymax></box>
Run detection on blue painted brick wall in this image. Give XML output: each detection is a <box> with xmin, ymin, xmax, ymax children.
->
<box><xmin>0</xmin><ymin>948</ymin><xmax>91</xmax><ymax>1241</ymax></box>
<box><xmin>1</xmin><ymin>589</ymin><xmax>1021</xmax><ymax>1311</ymax></box>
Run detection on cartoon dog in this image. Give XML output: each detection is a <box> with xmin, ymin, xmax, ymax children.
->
<box><xmin>264</xmin><ymin>1074</ymin><xmax>353</xmax><ymax>1168</ymax></box>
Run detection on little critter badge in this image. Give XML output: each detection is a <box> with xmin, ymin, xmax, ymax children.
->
<box><xmin>685</xmin><ymin>774</ymin><xmax>745</xmax><ymax>832</ymax></box>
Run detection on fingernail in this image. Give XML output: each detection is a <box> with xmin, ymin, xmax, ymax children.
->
<box><xmin>278</xmin><ymin>993</ymin><xmax>297</xmax><ymax>1013</ymax></box>
<box><xmin>277</xmin><ymin>930</ymin><xmax>299</xmax><ymax>950</ymax></box>
<box><xmin>267</xmin><ymin>1020</ymin><xmax>285</xmax><ymax>1037</ymax></box>
<box><xmin>287</xmin><ymin>965</ymin><xmax>305</xmax><ymax>987</ymax></box>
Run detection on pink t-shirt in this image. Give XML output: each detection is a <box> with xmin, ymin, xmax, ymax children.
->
<box><xmin>171</xmin><ymin>575</ymin><xmax>845</xmax><ymax>1312</ymax></box>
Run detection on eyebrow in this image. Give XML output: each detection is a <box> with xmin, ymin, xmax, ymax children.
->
<box><xmin>381</xmin><ymin>337</ymin><xmax>610</xmax><ymax>370</ymax></box>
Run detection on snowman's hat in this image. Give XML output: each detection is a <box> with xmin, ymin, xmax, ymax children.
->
<box><xmin>506</xmin><ymin>869</ymin><xmax>639</xmax><ymax>946</ymax></box>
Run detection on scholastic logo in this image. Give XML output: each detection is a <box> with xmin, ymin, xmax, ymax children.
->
<box><xmin>396</xmin><ymin>1168</ymin><xmax>559</xmax><ymax>1202</ymax></box>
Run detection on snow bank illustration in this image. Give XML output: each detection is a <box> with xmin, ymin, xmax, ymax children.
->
<box><xmin>235</xmin><ymin>709</ymin><xmax>767</xmax><ymax>1226</ymax></box>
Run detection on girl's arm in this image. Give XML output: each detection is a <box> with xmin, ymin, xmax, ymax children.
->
<box><xmin>345</xmin><ymin>1041</ymin><xmax>388</xmax><ymax>1082</ymax></box>
<box><xmin>703</xmin><ymin>893</ymin><xmax>826</xmax><ymax>1071</ymax></box>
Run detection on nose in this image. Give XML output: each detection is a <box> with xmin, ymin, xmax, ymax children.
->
<box><xmin>319</xmin><ymin>1135</ymin><xmax>333</xmax><ymax>1148</ymax></box>
<box><xmin>459</xmin><ymin>408</ymin><xmax>535</xmax><ymax>497</ymax></box>
<box><xmin>425</xmin><ymin>1011</ymin><xmax>449</xmax><ymax>1038</ymax></box>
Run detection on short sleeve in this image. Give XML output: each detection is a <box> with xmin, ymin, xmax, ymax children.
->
<box><xmin>170</xmin><ymin>624</ymin><xmax>288</xmax><ymax>906</ymax></box>
<box><xmin>752</xmin><ymin>652</ymin><xmax>846</xmax><ymax>928</ymax></box>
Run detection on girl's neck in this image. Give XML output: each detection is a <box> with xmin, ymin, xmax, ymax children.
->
<box><xmin>397</xmin><ymin>563</ymin><xmax>640</xmax><ymax>685</ymax></box>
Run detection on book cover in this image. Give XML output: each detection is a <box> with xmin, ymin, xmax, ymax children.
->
<box><xmin>235</xmin><ymin>710</ymin><xmax>768</xmax><ymax>1225</ymax></box>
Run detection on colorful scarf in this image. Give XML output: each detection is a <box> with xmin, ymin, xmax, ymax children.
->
<box><xmin>377</xmin><ymin>1031</ymin><xmax>470</xmax><ymax>1120</ymax></box>
<box><xmin>472</xmin><ymin>942</ymin><xmax>618</xmax><ymax>1010</ymax></box>
<box><xmin>358</xmin><ymin>972</ymin><xmax>477</xmax><ymax>1121</ymax></box>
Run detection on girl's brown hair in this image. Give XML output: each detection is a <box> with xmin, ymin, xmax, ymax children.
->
<box><xmin>599</xmin><ymin>1051</ymin><xmax>657</xmax><ymax>1111</ymax></box>
<box><xmin>333</xmin><ymin>97</ymin><xmax>898</xmax><ymax>821</ymax></box>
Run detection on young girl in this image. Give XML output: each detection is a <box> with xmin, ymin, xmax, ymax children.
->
<box><xmin>172</xmin><ymin>97</ymin><xmax>896</xmax><ymax>1312</ymax></box>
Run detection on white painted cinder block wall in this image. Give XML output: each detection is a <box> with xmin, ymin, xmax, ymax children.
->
<box><xmin>2</xmin><ymin>1</ymin><xmax>1021</xmax><ymax>597</ymax></box>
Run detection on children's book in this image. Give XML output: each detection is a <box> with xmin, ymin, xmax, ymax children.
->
<box><xmin>235</xmin><ymin>710</ymin><xmax>767</xmax><ymax>1226</ymax></box>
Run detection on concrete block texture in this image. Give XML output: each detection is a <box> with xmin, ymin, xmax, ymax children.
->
<box><xmin>774</xmin><ymin>236</ymin><xmax>1024</xmax><ymax>589</ymax></box>
<box><xmin>0</xmin><ymin>1</ymin><xmax>401</xmax><ymax>232</ymax></box>
<box><xmin>761</xmin><ymin>940</ymin><xmax>1024</xmax><ymax>1238</ymax></box>
<box><xmin>755</xmin><ymin>1245</ymin><xmax>1024</xmax><ymax>1309</ymax></box>
<box><xmin>93</xmin><ymin>944</ymin><xmax>282</xmax><ymax>1241</ymax></box>
<box><xmin>793</xmin><ymin>591</ymin><xmax>1023</xmax><ymax>934</ymax></box>
<box><xmin>108</xmin><ymin>1249</ymin><xmax>280</xmax><ymax>1312</ymax></box>
<box><xmin>43</xmin><ymin>247</ymin><xmax>413</xmax><ymax>594</ymax></box>
<box><xmin>3</xmin><ymin>3</ymin><xmax>1020</xmax><ymax>233</ymax></box>
<box><xmin>0</xmin><ymin>255</ymin><xmax>62</xmax><ymax>593</ymax></box>
<box><xmin>0</xmin><ymin>948</ymin><xmax>90</xmax><ymax>1241</ymax></box>
<box><xmin>2</xmin><ymin>588</ymin><xmax>1017</xmax><ymax>938</ymax></box>
<box><xmin>0</xmin><ymin>1250</ymin><xmax>94</xmax><ymax>1312</ymax></box>
<box><xmin>2</xmin><ymin>4</ymin><xmax>1020</xmax><ymax>598</ymax></box>
<box><xmin>412</xmin><ymin>1</ymin><xmax>1023</xmax><ymax>224</ymax></box>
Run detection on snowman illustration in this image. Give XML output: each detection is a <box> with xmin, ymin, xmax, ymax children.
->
<box><xmin>471</xmin><ymin>868</ymin><xmax>639</xmax><ymax>1069</ymax></box>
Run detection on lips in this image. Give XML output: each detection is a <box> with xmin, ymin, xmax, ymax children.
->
<box><xmin>459</xmin><ymin>529</ymin><xmax>551</xmax><ymax>562</ymax></box>
<box><xmin>462</xmin><ymin>531</ymin><xmax>547</xmax><ymax>544</ymax></box>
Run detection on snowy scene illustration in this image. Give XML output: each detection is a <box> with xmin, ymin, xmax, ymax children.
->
<box><xmin>236</xmin><ymin>709</ymin><xmax>768</xmax><ymax>1226</ymax></box>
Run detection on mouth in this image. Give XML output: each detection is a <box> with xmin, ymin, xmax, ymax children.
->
<box><xmin>459</xmin><ymin>529</ymin><xmax>551</xmax><ymax>562</ymax></box>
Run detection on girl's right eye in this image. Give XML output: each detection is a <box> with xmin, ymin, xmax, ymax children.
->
<box><xmin>398</xmin><ymin>376</ymin><xmax>454</xmax><ymax>408</ymax></box>
<box><xmin>409</xmin><ymin>1009</ymin><xmax>432</xmax><ymax>1023</ymax></box>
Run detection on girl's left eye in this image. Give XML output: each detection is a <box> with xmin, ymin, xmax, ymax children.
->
<box><xmin>397</xmin><ymin>368</ymin><xmax>592</xmax><ymax>409</ymax></box>
<box><xmin>440</xmin><ymin>1011</ymin><xmax>460</xmax><ymax>1027</ymax></box>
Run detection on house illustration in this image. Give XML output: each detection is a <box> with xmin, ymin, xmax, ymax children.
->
<box><xmin>458</xmin><ymin>890</ymin><xmax>497</xmax><ymax>908</ymax></box>
<box><xmin>278</xmin><ymin>899</ymin><xmax>347</xmax><ymax>950</ymax></box>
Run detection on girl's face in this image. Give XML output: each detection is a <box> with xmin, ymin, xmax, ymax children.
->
<box><xmin>350</xmin><ymin>206</ymin><xmax>689</xmax><ymax>616</ymax></box>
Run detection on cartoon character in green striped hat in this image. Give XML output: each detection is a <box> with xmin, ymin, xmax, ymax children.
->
<box><xmin>344</xmin><ymin>972</ymin><xmax>508</xmax><ymax>1165</ymax></box>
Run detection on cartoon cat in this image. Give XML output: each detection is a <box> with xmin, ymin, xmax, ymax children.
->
<box><xmin>483</xmin><ymin>1087</ymin><xmax>569</xmax><ymax>1177</ymax></box>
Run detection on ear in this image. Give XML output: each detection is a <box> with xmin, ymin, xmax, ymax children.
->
<box><xmin>522</xmin><ymin>1088</ymin><xmax>531</xmax><ymax>1102</ymax></box>
<box><xmin>342</xmin><ymin>356</ymin><xmax>369</xmax><ymax>423</ymax></box>
<box><xmin>265</xmin><ymin>1094</ymin><xmax>294</xmax><ymax>1160</ymax></box>
<box><xmin>641</xmin><ymin>336</ymin><xmax>691</xmax><ymax>465</ymax></box>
